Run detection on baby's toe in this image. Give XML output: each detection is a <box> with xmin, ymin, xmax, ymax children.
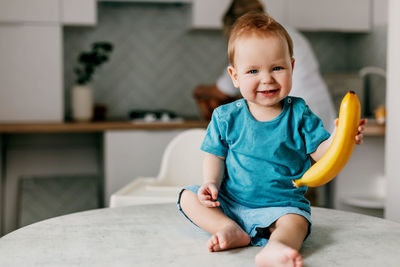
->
<box><xmin>207</xmin><ymin>235</ymin><xmax>218</xmax><ymax>252</ymax></box>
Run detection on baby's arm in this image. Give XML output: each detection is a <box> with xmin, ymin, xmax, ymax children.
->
<box><xmin>197</xmin><ymin>153</ymin><xmax>225</xmax><ymax>208</ymax></box>
<box><xmin>310</xmin><ymin>119</ymin><xmax>367</xmax><ymax>162</ymax></box>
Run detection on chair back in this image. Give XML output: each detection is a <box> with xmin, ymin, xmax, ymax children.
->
<box><xmin>155</xmin><ymin>128</ymin><xmax>206</xmax><ymax>186</ymax></box>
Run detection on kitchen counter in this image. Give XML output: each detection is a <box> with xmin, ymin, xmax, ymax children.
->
<box><xmin>0</xmin><ymin>120</ymin><xmax>384</xmax><ymax>135</ymax></box>
<box><xmin>0</xmin><ymin>204</ymin><xmax>399</xmax><ymax>266</ymax></box>
<box><xmin>362</xmin><ymin>120</ymin><xmax>385</xmax><ymax>136</ymax></box>
<box><xmin>0</xmin><ymin>120</ymin><xmax>209</xmax><ymax>133</ymax></box>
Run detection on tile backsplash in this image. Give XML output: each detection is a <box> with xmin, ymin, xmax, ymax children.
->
<box><xmin>64</xmin><ymin>2</ymin><xmax>387</xmax><ymax>120</ymax></box>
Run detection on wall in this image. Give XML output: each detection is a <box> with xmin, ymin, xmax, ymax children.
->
<box><xmin>385</xmin><ymin>0</ymin><xmax>400</xmax><ymax>222</ymax></box>
<box><xmin>0</xmin><ymin>136</ymin><xmax>3</xmax><ymax>233</ymax></box>
<box><xmin>64</xmin><ymin>2</ymin><xmax>227</xmax><ymax>120</ymax></box>
<box><xmin>63</xmin><ymin>1</ymin><xmax>388</xmax><ymax>120</ymax></box>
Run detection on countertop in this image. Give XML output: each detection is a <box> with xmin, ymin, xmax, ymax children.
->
<box><xmin>0</xmin><ymin>120</ymin><xmax>384</xmax><ymax>135</ymax></box>
<box><xmin>0</xmin><ymin>120</ymin><xmax>209</xmax><ymax>133</ymax></box>
<box><xmin>0</xmin><ymin>204</ymin><xmax>399</xmax><ymax>266</ymax></box>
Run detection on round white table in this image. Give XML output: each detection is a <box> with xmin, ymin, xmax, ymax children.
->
<box><xmin>1</xmin><ymin>204</ymin><xmax>400</xmax><ymax>266</ymax></box>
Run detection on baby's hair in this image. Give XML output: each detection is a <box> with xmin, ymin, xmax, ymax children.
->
<box><xmin>228</xmin><ymin>12</ymin><xmax>294</xmax><ymax>67</ymax></box>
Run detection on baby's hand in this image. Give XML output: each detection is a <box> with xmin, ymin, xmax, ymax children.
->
<box><xmin>198</xmin><ymin>182</ymin><xmax>220</xmax><ymax>207</ymax></box>
<box><xmin>355</xmin><ymin>118</ymin><xmax>367</xmax><ymax>145</ymax></box>
<box><xmin>334</xmin><ymin>118</ymin><xmax>367</xmax><ymax>145</ymax></box>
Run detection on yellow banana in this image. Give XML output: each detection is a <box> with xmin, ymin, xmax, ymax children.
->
<box><xmin>293</xmin><ymin>91</ymin><xmax>361</xmax><ymax>188</ymax></box>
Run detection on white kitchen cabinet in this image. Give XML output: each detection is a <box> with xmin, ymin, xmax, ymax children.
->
<box><xmin>0</xmin><ymin>0</ymin><xmax>59</xmax><ymax>23</ymax></box>
<box><xmin>0</xmin><ymin>0</ymin><xmax>97</xmax><ymax>25</ymax></box>
<box><xmin>334</xmin><ymin>136</ymin><xmax>385</xmax><ymax>218</ymax></box>
<box><xmin>61</xmin><ymin>0</ymin><xmax>97</xmax><ymax>26</ymax></box>
<box><xmin>286</xmin><ymin>0</ymin><xmax>371</xmax><ymax>32</ymax></box>
<box><xmin>191</xmin><ymin>0</ymin><xmax>286</xmax><ymax>29</ymax></box>
<box><xmin>191</xmin><ymin>0</ymin><xmax>230</xmax><ymax>29</ymax></box>
<box><xmin>191</xmin><ymin>0</ymin><xmax>371</xmax><ymax>32</ymax></box>
<box><xmin>0</xmin><ymin>26</ymin><xmax>63</xmax><ymax>122</ymax></box>
<box><xmin>0</xmin><ymin>0</ymin><xmax>63</xmax><ymax>122</ymax></box>
<box><xmin>261</xmin><ymin>0</ymin><xmax>288</xmax><ymax>24</ymax></box>
<box><xmin>0</xmin><ymin>0</ymin><xmax>97</xmax><ymax>122</ymax></box>
<box><xmin>98</xmin><ymin>0</ymin><xmax>192</xmax><ymax>3</ymax></box>
<box><xmin>104</xmin><ymin>130</ymin><xmax>183</xmax><ymax>206</ymax></box>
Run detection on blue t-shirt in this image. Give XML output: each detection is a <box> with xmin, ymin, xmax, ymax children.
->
<box><xmin>200</xmin><ymin>97</ymin><xmax>330</xmax><ymax>213</ymax></box>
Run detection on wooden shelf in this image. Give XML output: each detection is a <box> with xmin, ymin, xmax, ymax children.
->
<box><xmin>0</xmin><ymin>120</ymin><xmax>209</xmax><ymax>133</ymax></box>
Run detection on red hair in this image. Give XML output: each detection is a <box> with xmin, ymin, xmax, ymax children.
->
<box><xmin>228</xmin><ymin>12</ymin><xmax>294</xmax><ymax>67</ymax></box>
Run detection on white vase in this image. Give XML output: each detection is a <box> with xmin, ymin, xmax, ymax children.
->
<box><xmin>71</xmin><ymin>84</ymin><xmax>93</xmax><ymax>122</ymax></box>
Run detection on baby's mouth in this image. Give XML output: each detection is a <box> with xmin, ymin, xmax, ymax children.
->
<box><xmin>257</xmin><ymin>89</ymin><xmax>280</xmax><ymax>95</ymax></box>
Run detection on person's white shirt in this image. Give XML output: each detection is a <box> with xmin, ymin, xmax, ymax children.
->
<box><xmin>217</xmin><ymin>26</ymin><xmax>336</xmax><ymax>133</ymax></box>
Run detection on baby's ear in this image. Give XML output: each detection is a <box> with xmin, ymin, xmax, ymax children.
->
<box><xmin>228</xmin><ymin>66</ymin><xmax>240</xmax><ymax>88</ymax></box>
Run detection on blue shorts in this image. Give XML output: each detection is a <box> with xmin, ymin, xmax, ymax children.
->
<box><xmin>177</xmin><ymin>185</ymin><xmax>312</xmax><ymax>247</ymax></box>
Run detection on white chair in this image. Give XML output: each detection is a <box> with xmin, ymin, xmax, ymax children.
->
<box><xmin>109</xmin><ymin>128</ymin><xmax>206</xmax><ymax>207</ymax></box>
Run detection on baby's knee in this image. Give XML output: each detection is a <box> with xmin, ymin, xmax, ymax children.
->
<box><xmin>179</xmin><ymin>189</ymin><xmax>198</xmax><ymax>208</ymax></box>
<box><xmin>180</xmin><ymin>188</ymin><xmax>197</xmax><ymax>199</ymax></box>
<box><xmin>276</xmin><ymin>214</ymin><xmax>309</xmax><ymax>231</ymax></box>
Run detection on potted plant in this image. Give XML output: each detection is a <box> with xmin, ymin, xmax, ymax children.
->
<box><xmin>71</xmin><ymin>42</ymin><xmax>113</xmax><ymax>122</ymax></box>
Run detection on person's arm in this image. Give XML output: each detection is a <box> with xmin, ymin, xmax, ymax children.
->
<box><xmin>193</xmin><ymin>84</ymin><xmax>231</xmax><ymax>120</ymax></box>
<box><xmin>310</xmin><ymin>119</ymin><xmax>367</xmax><ymax>162</ymax></box>
<box><xmin>193</xmin><ymin>84</ymin><xmax>231</xmax><ymax>119</ymax></box>
<box><xmin>193</xmin><ymin>69</ymin><xmax>241</xmax><ymax>120</ymax></box>
<box><xmin>197</xmin><ymin>153</ymin><xmax>225</xmax><ymax>207</ymax></box>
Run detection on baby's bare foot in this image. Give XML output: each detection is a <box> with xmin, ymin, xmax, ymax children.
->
<box><xmin>255</xmin><ymin>241</ymin><xmax>302</xmax><ymax>267</ymax></box>
<box><xmin>207</xmin><ymin>223</ymin><xmax>250</xmax><ymax>252</ymax></box>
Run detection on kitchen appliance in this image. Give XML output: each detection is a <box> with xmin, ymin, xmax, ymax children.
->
<box><xmin>129</xmin><ymin>110</ymin><xmax>183</xmax><ymax>123</ymax></box>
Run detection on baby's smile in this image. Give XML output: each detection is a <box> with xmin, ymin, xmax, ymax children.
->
<box><xmin>256</xmin><ymin>88</ymin><xmax>280</xmax><ymax>97</ymax></box>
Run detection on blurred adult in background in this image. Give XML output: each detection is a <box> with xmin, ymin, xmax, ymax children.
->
<box><xmin>193</xmin><ymin>0</ymin><xmax>336</xmax><ymax>132</ymax></box>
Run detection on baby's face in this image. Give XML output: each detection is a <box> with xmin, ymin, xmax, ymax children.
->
<box><xmin>228</xmin><ymin>34</ymin><xmax>294</xmax><ymax>112</ymax></box>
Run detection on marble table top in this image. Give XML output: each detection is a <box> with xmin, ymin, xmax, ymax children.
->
<box><xmin>0</xmin><ymin>204</ymin><xmax>400</xmax><ymax>266</ymax></box>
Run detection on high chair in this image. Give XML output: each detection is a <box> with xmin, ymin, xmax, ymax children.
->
<box><xmin>109</xmin><ymin>128</ymin><xmax>206</xmax><ymax>207</ymax></box>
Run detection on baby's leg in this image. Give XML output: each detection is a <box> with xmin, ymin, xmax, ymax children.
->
<box><xmin>180</xmin><ymin>190</ymin><xmax>250</xmax><ymax>252</ymax></box>
<box><xmin>255</xmin><ymin>214</ymin><xmax>309</xmax><ymax>267</ymax></box>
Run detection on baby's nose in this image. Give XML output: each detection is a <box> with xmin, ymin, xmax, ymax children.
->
<box><xmin>260</xmin><ymin>72</ymin><xmax>274</xmax><ymax>83</ymax></box>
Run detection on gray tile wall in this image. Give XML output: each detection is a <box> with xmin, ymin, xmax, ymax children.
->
<box><xmin>63</xmin><ymin>2</ymin><xmax>387</xmax><ymax>120</ymax></box>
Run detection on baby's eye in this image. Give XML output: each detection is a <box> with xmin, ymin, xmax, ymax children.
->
<box><xmin>272</xmin><ymin>66</ymin><xmax>283</xmax><ymax>71</ymax></box>
<box><xmin>248</xmin><ymin>69</ymin><xmax>258</xmax><ymax>74</ymax></box>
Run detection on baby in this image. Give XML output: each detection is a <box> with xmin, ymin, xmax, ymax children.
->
<box><xmin>178</xmin><ymin>12</ymin><xmax>365</xmax><ymax>267</ymax></box>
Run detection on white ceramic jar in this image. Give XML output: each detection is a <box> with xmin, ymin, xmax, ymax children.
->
<box><xmin>71</xmin><ymin>84</ymin><xmax>93</xmax><ymax>122</ymax></box>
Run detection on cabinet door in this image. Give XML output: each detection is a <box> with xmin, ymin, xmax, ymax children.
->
<box><xmin>191</xmin><ymin>0</ymin><xmax>231</xmax><ymax>29</ymax></box>
<box><xmin>0</xmin><ymin>25</ymin><xmax>63</xmax><ymax>122</ymax></box>
<box><xmin>287</xmin><ymin>0</ymin><xmax>371</xmax><ymax>32</ymax></box>
<box><xmin>191</xmin><ymin>0</ymin><xmax>371</xmax><ymax>32</ymax></box>
<box><xmin>0</xmin><ymin>0</ymin><xmax>59</xmax><ymax>23</ymax></box>
<box><xmin>191</xmin><ymin>0</ymin><xmax>287</xmax><ymax>29</ymax></box>
<box><xmin>262</xmin><ymin>0</ymin><xmax>288</xmax><ymax>25</ymax></box>
<box><xmin>61</xmin><ymin>0</ymin><xmax>97</xmax><ymax>26</ymax></box>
